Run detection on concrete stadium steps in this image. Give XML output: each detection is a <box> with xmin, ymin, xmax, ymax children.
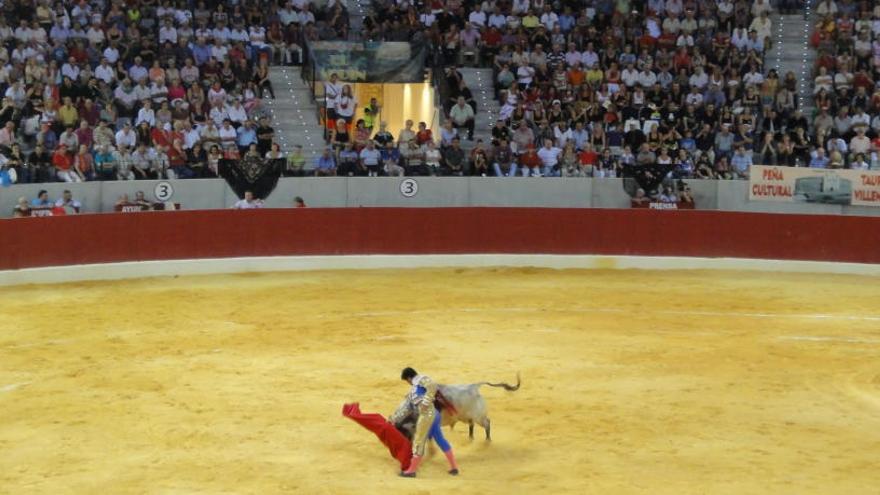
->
<box><xmin>767</xmin><ymin>12</ymin><xmax>816</xmax><ymax>115</ymax></box>
<box><xmin>347</xmin><ymin>0</ymin><xmax>367</xmax><ymax>40</ymax></box>
<box><xmin>458</xmin><ymin>68</ymin><xmax>500</xmax><ymax>147</ymax></box>
<box><xmin>265</xmin><ymin>66</ymin><xmax>325</xmax><ymax>162</ymax></box>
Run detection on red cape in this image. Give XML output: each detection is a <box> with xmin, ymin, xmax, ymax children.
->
<box><xmin>342</xmin><ymin>403</ymin><xmax>412</xmax><ymax>470</ymax></box>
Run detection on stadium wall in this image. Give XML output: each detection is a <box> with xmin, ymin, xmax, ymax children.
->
<box><xmin>3</xmin><ymin>178</ymin><xmax>880</xmax><ymax>215</ymax></box>
<box><xmin>1</xmin><ymin>208</ymin><xmax>878</xmax><ymax>274</ymax></box>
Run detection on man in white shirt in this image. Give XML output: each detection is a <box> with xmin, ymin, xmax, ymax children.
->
<box><xmin>210</xmin><ymin>38</ymin><xmax>229</xmax><ymax>60</ymax></box>
<box><xmin>229</xmin><ymin>25</ymin><xmax>249</xmax><ymax>42</ymax></box>
<box><xmin>324</xmin><ymin>73</ymin><xmax>343</xmax><ymax>120</ymax></box>
<box><xmin>850</xmin><ymin>127</ymin><xmax>871</xmax><ymax>157</ymax></box>
<box><xmin>95</xmin><ymin>58</ymin><xmax>115</xmax><ymax>84</ymax></box>
<box><xmin>61</xmin><ymin>56</ymin><xmax>81</xmax><ymax>80</ymax></box>
<box><xmin>689</xmin><ymin>66</ymin><xmax>709</xmax><ymax>89</ymax></box>
<box><xmin>638</xmin><ymin>68</ymin><xmax>658</xmax><ymax>88</ymax></box>
<box><xmin>103</xmin><ymin>43</ymin><xmax>120</xmax><ymax>64</ymax></box>
<box><xmin>233</xmin><ymin>191</ymin><xmax>264</xmax><ymax>209</ymax></box>
<box><xmin>621</xmin><ymin>63</ymin><xmax>640</xmax><ymax>88</ymax></box>
<box><xmin>159</xmin><ymin>19</ymin><xmax>178</xmax><ymax>44</ymax></box>
<box><xmin>449</xmin><ymin>97</ymin><xmax>475</xmax><ymax>140</ymax></box>
<box><xmin>115</xmin><ymin>122</ymin><xmax>137</xmax><ymax>149</ymax></box>
<box><xmin>419</xmin><ymin>6</ymin><xmax>436</xmax><ymax>27</ymax></box>
<box><xmin>86</xmin><ymin>20</ymin><xmax>105</xmax><ymax>46</ymax></box>
<box><xmin>537</xmin><ymin>138</ymin><xmax>561</xmax><ymax>176</ymax></box>
<box><xmin>468</xmin><ymin>6</ymin><xmax>487</xmax><ymax>28</ymax></box>
<box><xmin>488</xmin><ymin>7</ymin><xmax>506</xmax><ymax>29</ymax></box>
<box><xmin>218</xmin><ymin>120</ymin><xmax>238</xmax><ymax>149</ymax></box>
<box><xmin>746</xmin><ymin>30</ymin><xmax>764</xmax><ymax>53</ymax></box>
<box><xmin>539</xmin><ymin>5</ymin><xmax>558</xmax><ymax>30</ymax></box>
<box><xmin>298</xmin><ymin>5</ymin><xmax>316</xmax><ymax>25</ymax></box>
<box><xmin>13</xmin><ymin>20</ymin><xmax>32</xmax><ymax>43</ymax></box>
<box><xmin>564</xmin><ymin>43</ymin><xmax>581</xmax><ymax>67</ymax></box>
<box><xmin>136</xmin><ymin>100</ymin><xmax>156</xmax><ymax>127</ymax></box>
<box><xmin>278</xmin><ymin>1</ymin><xmax>298</xmax><ymax>26</ymax></box>
<box><xmin>580</xmin><ymin>42</ymin><xmax>599</xmax><ymax>68</ymax></box>
<box><xmin>183</xmin><ymin>122</ymin><xmax>202</xmax><ymax>149</ymax></box>
<box><xmin>743</xmin><ymin>66</ymin><xmax>764</xmax><ymax>87</ymax></box>
<box><xmin>133</xmin><ymin>79</ymin><xmax>152</xmax><ymax>102</ymax></box>
<box><xmin>50</xmin><ymin>21</ymin><xmax>70</xmax><ymax>43</ymax></box>
<box><xmin>516</xmin><ymin>63</ymin><xmax>535</xmax><ymax>88</ymax></box>
<box><xmin>129</xmin><ymin>57</ymin><xmax>148</xmax><ymax>83</ymax></box>
<box><xmin>685</xmin><ymin>86</ymin><xmax>704</xmax><ymax>107</ymax></box>
<box><xmin>226</xmin><ymin>100</ymin><xmax>248</xmax><ymax>125</ymax></box>
<box><xmin>359</xmin><ymin>141</ymin><xmax>382</xmax><ymax>177</ymax></box>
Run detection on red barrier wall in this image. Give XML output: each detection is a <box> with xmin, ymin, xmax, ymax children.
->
<box><xmin>1</xmin><ymin>208</ymin><xmax>879</xmax><ymax>270</ymax></box>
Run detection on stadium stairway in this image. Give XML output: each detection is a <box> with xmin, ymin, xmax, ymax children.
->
<box><xmin>265</xmin><ymin>66</ymin><xmax>326</xmax><ymax>164</ymax></box>
<box><xmin>767</xmin><ymin>7</ymin><xmax>816</xmax><ymax>117</ymax></box>
<box><xmin>348</xmin><ymin>0</ymin><xmax>366</xmax><ymax>40</ymax></box>
<box><xmin>459</xmin><ymin>68</ymin><xmax>501</xmax><ymax>149</ymax></box>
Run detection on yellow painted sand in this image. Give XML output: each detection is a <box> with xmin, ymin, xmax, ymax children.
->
<box><xmin>1</xmin><ymin>268</ymin><xmax>879</xmax><ymax>494</ymax></box>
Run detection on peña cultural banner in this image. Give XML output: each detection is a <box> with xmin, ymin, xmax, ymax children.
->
<box><xmin>749</xmin><ymin>165</ymin><xmax>880</xmax><ymax>206</ymax></box>
<box><xmin>307</xmin><ymin>41</ymin><xmax>426</xmax><ymax>83</ymax></box>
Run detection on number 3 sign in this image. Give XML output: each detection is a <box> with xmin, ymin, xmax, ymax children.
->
<box><xmin>154</xmin><ymin>181</ymin><xmax>174</xmax><ymax>201</ymax></box>
<box><xmin>399</xmin><ymin>178</ymin><xmax>418</xmax><ymax>198</ymax></box>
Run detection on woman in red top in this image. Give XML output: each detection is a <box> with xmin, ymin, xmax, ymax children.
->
<box><xmin>167</xmin><ymin>139</ymin><xmax>196</xmax><ymax>179</ymax></box>
<box><xmin>415</xmin><ymin>122</ymin><xmax>433</xmax><ymax>146</ymax></box>
<box><xmin>52</xmin><ymin>145</ymin><xmax>80</xmax><ymax>182</ymax></box>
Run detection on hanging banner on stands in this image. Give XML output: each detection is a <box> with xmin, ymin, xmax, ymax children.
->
<box><xmin>219</xmin><ymin>158</ymin><xmax>284</xmax><ymax>200</ymax></box>
<box><xmin>749</xmin><ymin>165</ymin><xmax>880</xmax><ymax>206</ymax></box>
<box><xmin>307</xmin><ymin>41</ymin><xmax>426</xmax><ymax>82</ymax></box>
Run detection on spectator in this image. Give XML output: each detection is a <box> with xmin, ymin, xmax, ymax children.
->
<box><xmin>730</xmin><ymin>145</ymin><xmax>753</xmax><ymax>179</ymax></box>
<box><xmin>381</xmin><ymin>141</ymin><xmax>404</xmax><ymax>177</ymax></box>
<box><xmin>335</xmin><ymin>84</ymin><xmax>356</xmax><ymax>124</ymax></box>
<box><xmin>493</xmin><ymin>138</ymin><xmax>517</xmax><ymax>177</ymax></box>
<box><xmin>31</xmin><ymin>190</ymin><xmax>52</xmax><ymax>207</ymax></box>
<box><xmin>315</xmin><ymin>147</ymin><xmax>337</xmax><ymax>176</ymax></box>
<box><xmin>449</xmin><ymin>96</ymin><xmax>475</xmax><ymax>140</ymax></box>
<box><xmin>53</xmin><ymin>144</ymin><xmax>79</xmax><ymax>182</ymax></box>
<box><xmin>55</xmin><ymin>190</ymin><xmax>82</xmax><ymax>213</ymax></box>
<box><xmin>13</xmin><ymin>197</ymin><xmax>31</xmax><ymax>218</ymax></box>
<box><xmin>232</xmin><ymin>190</ymin><xmax>264</xmax><ymax>209</ymax></box>
<box><xmin>422</xmin><ymin>140</ymin><xmax>442</xmax><ymax>176</ymax></box>
<box><xmin>809</xmin><ymin>147</ymin><xmax>830</xmax><ymax>169</ymax></box>
<box><xmin>337</xmin><ymin>142</ymin><xmax>360</xmax><ymax>177</ymax></box>
<box><xmin>442</xmin><ymin>137</ymin><xmax>467</xmax><ymax>176</ymax></box>
<box><xmin>359</xmin><ymin>140</ymin><xmax>382</xmax><ymax>177</ymax></box>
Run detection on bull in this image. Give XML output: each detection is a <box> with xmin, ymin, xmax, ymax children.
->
<box><xmin>392</xmin><ymin>373</ymin><xmax>521</xmax><ymax>442</ymax></box>
<box><xmin>438</xmin><ymin>373</ymin><xmax>521</xmax><ymax>441</ymax></box>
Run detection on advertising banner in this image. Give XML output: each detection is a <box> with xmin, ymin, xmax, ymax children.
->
<box><xmin>749</xmin><ymin>165</ymin><xmax>880</xmax><ymax>206</ymax></box>
<box><xmin>308</xmin><ymin>41</ymin><xmax>426</xmax><ymax>83</ymax></box>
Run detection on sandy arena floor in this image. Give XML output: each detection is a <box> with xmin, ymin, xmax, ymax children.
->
<box><xmin>1</xmin><ymin>267</ymin><xmax>879</xmax><ymax>494</ymax></box>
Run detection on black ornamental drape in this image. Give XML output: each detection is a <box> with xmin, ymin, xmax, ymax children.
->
<box><xmin>219</xmin><ymin>157</ymin><xmax>284</xmax><ymax>200</ymax></box>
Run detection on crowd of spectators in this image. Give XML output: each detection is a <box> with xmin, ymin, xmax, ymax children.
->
<box><xmin>808</xmin><ymin>0</ymin><xmax>880</xmax><ymax>170</ymax></box>
<box><xmin>361</xmin><ymin>0</ymin><xmax>818</xmax><ymax>184</ymax></box>
<box><xmin>0</xmin><ymin>0</ymin><xmax>349</xmax><ymax>185</ymax></box>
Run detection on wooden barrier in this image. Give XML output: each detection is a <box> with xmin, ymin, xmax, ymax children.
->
<box><xmin>1</xmin><ymin>208</ymin><xmax>879</xmax><ymax>270</ymax></box>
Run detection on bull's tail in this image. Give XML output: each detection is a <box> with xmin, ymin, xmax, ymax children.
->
<box><xmin>478</xmin><ymin>372</ymin><xmax>521</xmax><ymax>392</ymax></box>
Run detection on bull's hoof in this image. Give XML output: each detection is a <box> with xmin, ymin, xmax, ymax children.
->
<box><xmin>448</xmin><ymin>469</ymin><xmax>459</xmax><ymax>476</ymax></box>
<box><xmin>399</xmin><ymin>471</ymin><xmax>417</xmax><ymax>478</ymax></box>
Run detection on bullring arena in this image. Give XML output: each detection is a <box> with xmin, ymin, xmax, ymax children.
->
<box><xmin>1</xmin><ymin>209</ymin><xmax>879</xmax><ymax>494</ymax></box>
